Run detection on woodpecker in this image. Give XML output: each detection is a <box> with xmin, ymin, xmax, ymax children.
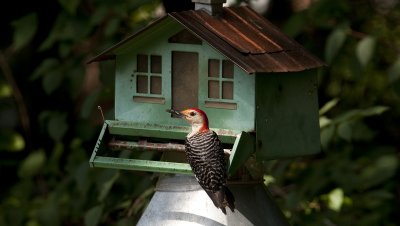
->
<box><xmin>166</xmin><ymin>108</ymin><xmax>235</xmax><ymax>214</ymax></box>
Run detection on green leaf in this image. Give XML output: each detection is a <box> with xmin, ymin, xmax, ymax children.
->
<box><xmin>105</xmin><ymin>18</ymin><xmax>120</xmax><ymax>37</ymax></box>
<box><xmin>282</xmin><ymin>12</ymin><xmax>306</xmax><ymax>37</ymax></box>
<box><xmin>58</xmin><ymin>43</ymin><xmax>71</xmax><ymax>58</ymax></box>
<box><xmin>58</xmin><ymin>0</ymin><xmax>80</xmax><ymax>15</ymax></box>
<box><xmin>18</xmin><ymin>150</ymin><xmax>46</xmax><ymax>178</ymax></box>
<box><xmin>325</xmin><ymin>28</ymin><xmax>347</xmax><ymax>64</ymax></box>
<box><xmin>351</xmin><ymin>121</ymin><xmax>375</xmax><ymax>141</ymax></box>
<box><xmin>326</xmin><ymin>188</ymin><xmax>344</xmax><ymax>212</ymax></box>
<box><xmin>46</xmin><ymin>142</ymin><xmax>64</xmax><ymax>174</ymax></box>
<box><xmin>31</xmin><ymin>58</ymin><xmax>59</xmax><ymax>80</ymax></box>
<box><xmin>388</xmin><ymin>57</ymin><xmax>400</xmax><ymax>83</ymax></box>
<box><xmin>116</xmin><ymin>218</ymin><xmax>135</xmax><ymax>226</ymax></box>
<box><xmin>84</xmin><ymin>205</ymin><xmax>104</xmax><ymax>226</ymax></box>
<box><xmin>90</xmin><ymin>7</ymin><xmax>108</xmax><ymax>25</ymax></box>
<box><xmin>319</xmin><ymin>116</ymin><xmax>332</xmax><ymax>128</ymax></box>
<box><xmin>0</xmin><ymin>82</ymin><xmax>12</xmax><ymax>98</ymax></box>
<box><xmin>48</xmin><ymin>113</ymin><xmax>68</xmax><ymax>142</ymax></box>
<box><xmin>42</xmin><ymin>70</ymin><xmax>64</xmax><ymax>95</ymax></box>
<box><xmin>26</xmin><ymin>220</ymin><xmax>41</xmax><ymax>226</ymax></box>
<box><xmin>0</xmin><ymin>130</ymin><xmax>25</xmax><ymax>152</ymax></box>
<box><xmin>320</xmin><ymin>125</ymin><xmax>335</xmax><ymax>150</ymax></box>
<box><xmin>360</xmin><ymin>190</ymin><xmax>393</xmax><ymax>209</ymax></box>
<box><xmin>359</xmin><ymin>154</ymin><xmax>398</xmax><ymax>190</ymax></box>
<box><xmin>39</xmin><ymin>15</ymin><xmax>64</xmax><ymax>51</ymax></box>
<box><xmin>12</xmin><ymin>13</ymin><xmax>38</xmax><ymax>51</ymax></box>
<box><xmin>319</xmin><ymin>98</ymin><xmax>340</xmax><ymax>115</ymax></box>
<box><xmin>263</xmin><ymin>175</ymin><xmax>276</xmax><ymax>186</ymax></box>
<box><xmin>97</xmin><ymin>169</ymin><xmax>120</xmax><ymax>202</ymax></box>
<box><xmin>73</xmin><ymin>162</ymin><xmax>90</xmax><ymax>194</ymax></box>
<box><xmin>334</xmin><ymin>106</ymin><xmax>389</xmax><ymax>123</ymax></box>
<box><xmin>358</xmin><ymin>106</ymin><xmax>389</xmax><ymax>117</ymax></box>
<box><xmin>81</xmin><ymin>88</ymin><xmax>100</xmax><ymax>119</ymax></box>
<box><xmin>36</xmin><ymin>194</ymin><xmax>61</xmax><ymax>226</ymax></box>
<box><xmin>337</xmin><ymin>121</ymin><xmax>353</xmax><ymax>141</ymax></box>
<box><xmin>67</xmin><ymin>66</ymin><xmax>85</xmax><ymax>99</ymax></box>
<box><xmin>356</xmin><ymin>36</ymin><xmax>376</xmax><ymax>67</ymax></box>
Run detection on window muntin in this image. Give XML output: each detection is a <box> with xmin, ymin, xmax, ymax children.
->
<box><xmin>206</xmin><ymin>59</ymin><xmax>236</xmax><ymax>110</ymax></box>
<box><xmin>207</xmin><ymin>59</ymin><xmax>234</xmax><ymax>100</ymax></box>
<box><xmin>133</xmin><ymin>54</ymin><xmax>164</xmax><ymax>104</ymax></box>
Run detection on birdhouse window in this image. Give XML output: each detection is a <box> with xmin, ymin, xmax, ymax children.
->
<box><xmin>133</xmin><ymin>54</ymin><xmax>164</xmax><ymax>104</ymax></box>
<box><xmin>206</xmin><ymin>59</ymin><xmax>236</xmax><ymax>110</ymax></box>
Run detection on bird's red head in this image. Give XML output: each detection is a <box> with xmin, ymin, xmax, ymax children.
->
<box><xmin>180</xmin><ymin>108</ymin><xmax>209</xmax><ymax>132</ymax></box>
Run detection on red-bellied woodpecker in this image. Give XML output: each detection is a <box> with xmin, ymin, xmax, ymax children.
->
<box><xmin>166</xmin><ymin>108</ymin><xmax>235</xmax><ymax>214</ymax></box>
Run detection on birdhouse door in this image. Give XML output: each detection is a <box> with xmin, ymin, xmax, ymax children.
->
<box><xmin>171</xmin><ymin>51</ymin><xmax>199</xmax><ymax>111</ymax></box>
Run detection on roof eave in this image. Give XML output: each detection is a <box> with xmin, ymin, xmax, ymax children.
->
<box><xmin>86</xmin><ymin>15</ymin><xmax>170</xmax><ymax>64</ymax></box>
<box><xmin>88</xmin><ymin>6</ymin><xmax>326</xmax><ymax>73</ymax></box>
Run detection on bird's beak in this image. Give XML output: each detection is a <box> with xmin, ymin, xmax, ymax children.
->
<box><xmin>166</xmin><ymin>109</ymin><xmax>184</xmax><ymax>118</ymax></box>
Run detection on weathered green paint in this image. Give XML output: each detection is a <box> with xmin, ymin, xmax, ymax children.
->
<box><xmin>89</xmin><ymin>122</ymin><xmax>108</xmax><ymax>168</ymax></box>
<box><xmin>228</xmin><ymin>131</ymin><xmax>255</xmax><ymax>176</ymax></box>
<box><xmin>92</xmin><ymin>156</ymin><xmax>193</xmax><ymax>174</ymax></box>
<box><xmin>106</xmin><ymin>120</ymin><xmax>238</xmax><ymax>144</ymax></box>
<box><xmin>89</xmin><ymin>121</ymin><xmax>193</xmax><ymax>174</ymax></box>
<box><xmin>91</xmin><ymin>11</ymin><xmax>322</xmax><ymax>175</ymax></box>
<box><xmin>114</xmin><ymin>17</ymin><xmax>255</xmax><ymax>132</ymax></box>
<box><xmin>255</xmin><ymin>69</ymin><xmax>320</xmax><ymax>159</ymax></box>
<box><xmin>89</xmin><ymin>121</ymin><xmax>240</xmax><ymax>174</ymax></box>
<box><xmin>197</xmin><ymin>46</ymin><xmax>255</xmax><ymax>133</ymax></box>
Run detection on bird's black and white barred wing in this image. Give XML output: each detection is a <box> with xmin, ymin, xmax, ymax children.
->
<box><xmin>184</xmin><ymin>130</ymin><xmax>227</xmax><ymax>192</ymax></box>
<box><xmin>185</xmin><ymin>130</ymin><xmax>235</xmax><ymax>213</ymax></box>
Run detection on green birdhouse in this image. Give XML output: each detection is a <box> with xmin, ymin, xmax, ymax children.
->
<box><xmin>88</xmin><ymin>1</ymin><xmax>325</xmax><ymax>176</ymax></box>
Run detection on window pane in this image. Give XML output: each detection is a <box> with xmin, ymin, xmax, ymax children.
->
<box><xmin>222</xmin><ymin>81</ymin><xmax>233</xmax><ymax>99</ymax></box>
<box><xmin>222</xmin><ymin>60</ymin><xmax>234</xmax><ymax>78</ymax></box>
<box><xmin>208</xmin><ymin>59</ymin><xmax>219</xmax><ymax>77</ymax></box>
<box><xmin>137</xmin><ymin>54</ymin><xmax>148</xmax><ymax>72</ymax></box>
<box><xmin>208</xmin><ymin>80</ymin><xmax>219</xmax><ymax>98</ymax></box>
<box><xmin>150</xmin><ymin>76</ymin><xmax>162</xmax><ymax>94</ymax></box>
<box><xmin>136</xmin><ymin>75</ymin><xmax>148</xmax><ymax>93</ymax></box>
<box><xmin>151</xmin><ymin>55</ymin><xmax>162</xmax><ymax>73</ymax></box>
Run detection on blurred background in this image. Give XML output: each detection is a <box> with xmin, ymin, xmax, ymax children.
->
<box><xmin>0</xmin><ymin>0</ymin><xmax>399</xmax><ymax>225</ymax></box>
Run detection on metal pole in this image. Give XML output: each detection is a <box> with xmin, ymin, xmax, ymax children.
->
<box><xmin>137</xmin><ymin>175</ymin><xmax>290</xmax><ymax>226</ymax></box>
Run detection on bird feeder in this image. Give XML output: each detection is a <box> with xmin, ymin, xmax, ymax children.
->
<box><xmin>88</xmin><ymin>0</ymin><xmax>325</xmax><ymax>224</ymax></box>
<box><xmin>88</xmin><ymin>1</ymin><xmax>324</xmax><ymax>175</ymax></box>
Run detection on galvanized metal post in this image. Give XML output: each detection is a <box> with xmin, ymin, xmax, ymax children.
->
<box><xmin>137</xmin><ymin>175</ymin><xmax>290</xmax><ymax>226</ymax></box>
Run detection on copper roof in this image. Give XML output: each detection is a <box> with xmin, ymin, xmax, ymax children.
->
<box><xmin>88</xmin><ymin>6</ymin><xmax>325</xmax><ymax>73</ymax></box>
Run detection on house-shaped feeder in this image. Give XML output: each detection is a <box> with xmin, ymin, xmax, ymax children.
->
<box><xmin>88</xmin><ymin>0</ymin><xmax>325</xmax><ymax>176</ymax></box>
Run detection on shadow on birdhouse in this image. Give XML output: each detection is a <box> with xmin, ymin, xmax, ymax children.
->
<box><xmin>88</xmin><ymin>0</ymin><xmax>325</xmax><ymax>177</ymax></box>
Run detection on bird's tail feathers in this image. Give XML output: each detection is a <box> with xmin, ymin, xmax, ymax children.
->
<box><xmin>224</xmin><ymin>186</ymin><xmax>235</xmax><ymax>212</ymax></box>
<box><xmin>206</xmin><ymin>186</ymin><xmax>235</xmax><ymax>215</ymax></box>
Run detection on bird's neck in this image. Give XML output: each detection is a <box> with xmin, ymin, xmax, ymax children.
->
<box><xmin>188</xmin><ymin>122</ymin><xmax>209</xmax><ymax>138</ymax></box>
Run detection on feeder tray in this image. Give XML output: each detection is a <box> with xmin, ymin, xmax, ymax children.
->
<box><xmin>89</xmin><ymin>120</ymin><xmax>254</xmax><ymax>175</ymax></box>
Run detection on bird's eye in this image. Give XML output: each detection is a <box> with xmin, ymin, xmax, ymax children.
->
<box><xmin>189</xmin><ymin>112</ymin><xmax>196</xmax><ymax>116</ymax></box>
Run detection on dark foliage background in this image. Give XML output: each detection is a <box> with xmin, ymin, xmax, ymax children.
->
<box><xmin>0</xmin><ymin>0</ymin><xmax>399</xmax><ymax>225</ymax></box>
